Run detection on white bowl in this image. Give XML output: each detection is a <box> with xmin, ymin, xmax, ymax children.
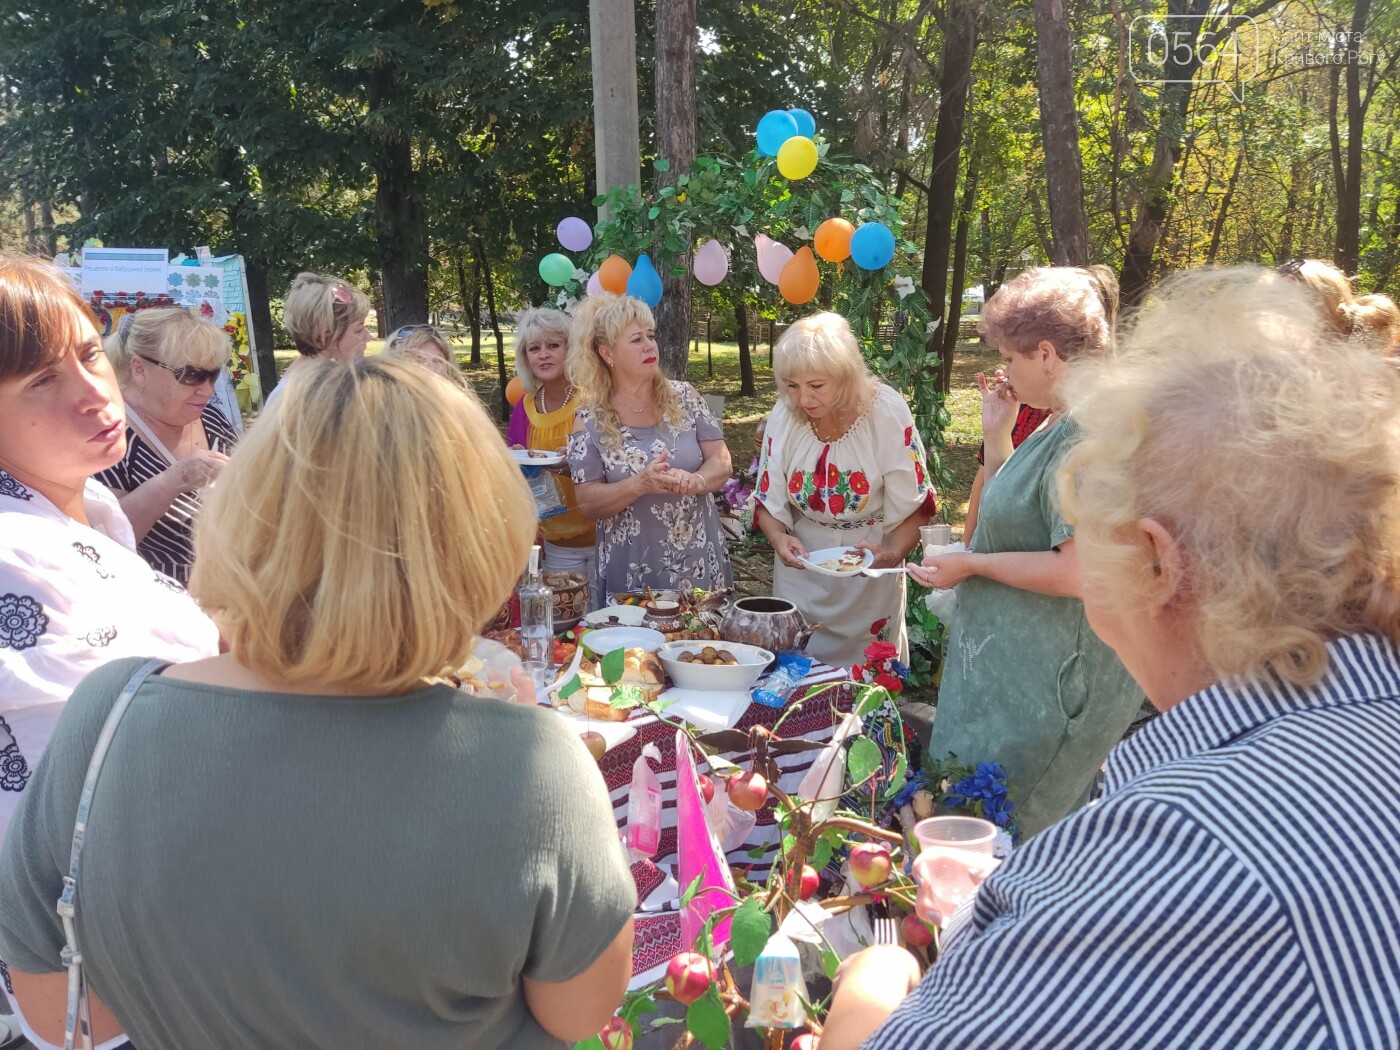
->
<box><xmin>583</xmin><ymin>606</ymin><xmax>649</xmax><ymax>628</ymax></box>
<box><xmin>580</xmin><ymin>626</ymin><xmax>665</xmax><ymax>656</ymax></box>
<box><xmin>657</xmin><ymin>640</ymin><xmax>774</xmax><ymax>693</ymax></box>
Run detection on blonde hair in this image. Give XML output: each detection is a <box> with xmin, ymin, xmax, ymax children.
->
<box><xmin>190</xmin><ymin>356</ymin><xmax>534</xmax><ymax>693</ymax></box>
<box><xmin>980</xmin><ymin>266</ymin><xmax>1114</xmax><ymax>360</ymax></box>
<box><xmin>1057</xmin><ymin>266</ymin><xmax>1400</xmax><ymax>688</ymax></box>
<box><xmin>383</xmin><ymin>324</ymin><xmax>468</xmax><ymax>389</ymax></box>
<box><xmin>771</xmin><ymin>312</ymin><xmax>878</xmax><ymax>416</ymax></box>
<box><xmin>1286</xmin><ymin>259</ymin><xmax>1399</xmax><ymax>350</ymax></box>
<box><xmin>566</xmin><ymin>294</ymin><xmax>683</xmax><ymax>450</ymax></box>
<box><xmin>283</xmin><ymin>272</ymin><xmax>370</xmax><ymax>357</ymax></box>
<box><xmin>104</xmin><ymin>307</ymin><xmax>229</xmax><ymax>383</ymax></box>
<box><xmin>514</xmin><ymin>306</ymin><xmax>572</xmax><ymax>393</ymax></box>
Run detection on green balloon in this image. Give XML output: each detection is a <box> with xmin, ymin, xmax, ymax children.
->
<box><xmin>539</xmin><ymin>253</ymin><xmax>574</xmax><ymax>287</ymax></box>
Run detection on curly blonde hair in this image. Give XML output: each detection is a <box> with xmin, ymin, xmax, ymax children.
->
<box><xmin>1285</xmin><ymin>259</ymin><xmax>1399</xmax><ymax>350</ymax></box>
<box><xmin>979</xmin><ymin>265</ymin><xmax>1116</xmax><ymax>360</ymax></box>
<box><xmin>566</xmin><ymin>293</ymin><xmax>683</xmax><ymax>450</ymax></box>
<box><xmin>1057</xmin><ymin>266</ymin><xmax>1400</xmax><ymax>688</ymax></box>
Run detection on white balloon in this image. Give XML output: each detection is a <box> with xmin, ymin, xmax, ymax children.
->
<box><xmin>693</xmin><ymin>239</ymin><xmax>729</xmax><ymax>286</ymax></box>
<box><xmin>756</xmin><ymin>234</ymin><xmax>793</xmax><ymax>285</ymax></box>
<box><xmin>586</xmin><ymin>270</ymin><xmax>604</xmax><ymax>297</ymax></box>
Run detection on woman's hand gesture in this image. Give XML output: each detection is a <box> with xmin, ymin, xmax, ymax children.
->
<box><xmin>170</xmin><ymin>449</ymin><xmax>229</xmax><ymax>491</ymax></box>
<box><xmin>634</xmin><ymin>449</ymin><xmax>673</xmax><ymax>494</ymax></box>
<box><xmin>978</xmin><ymin>370</ymin><xmax>1018</xmax><ymax>443</ymax></box>
<box><xmin>907</xmin><ymin>550</ymin><xmax>974</xmax><ymax>590</ymax></box>
<box><xmin>664</xmin><ymin>469</ymin><xmax>706</xmax><ymax>496</ymax></box>
<box><xmin>773</xmin><ymin>533</ymin><xmax>809</xmax><ymax>568</ymax></box>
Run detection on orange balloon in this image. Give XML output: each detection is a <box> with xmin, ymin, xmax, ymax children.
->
<box><xmin>779</xmin><ymin>246</ymin><xmax>820</xmax><ymax>305</ymax></box>
<box><xmin>598</xmin><ymin>254</ymin><xmax>632</xmax><ymax>295</ymax></box>
<box><xmin>505</xmin><ymin>376</ymin><xmax>526</xmax><ymax>406</ymax></box>
<box><xmin>813</xmin><ymin>218</ymin><xmax>855</xmax><ymax>263</ymax></box>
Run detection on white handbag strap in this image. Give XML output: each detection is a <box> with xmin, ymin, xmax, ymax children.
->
<box><xmin>57</xmin><ymin>658</ymin><xmax>167</xmax><ymax>1050</ymax></box>
<box><xmin>122</xmin><ymin>407</ymin><xmax>178</xmax><ymax>468</ymax></box>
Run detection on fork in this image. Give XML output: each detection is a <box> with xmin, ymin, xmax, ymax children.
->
<box><xmin>873</xmin><ymin>915</ymin><xmax>900</xmax><ymax>946</ymax></box>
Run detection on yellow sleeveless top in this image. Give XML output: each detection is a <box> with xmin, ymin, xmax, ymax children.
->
<box><xmin>524</xmin><ymin>396</ymin><xmax>595</xmax><ymax>547</ymax></box>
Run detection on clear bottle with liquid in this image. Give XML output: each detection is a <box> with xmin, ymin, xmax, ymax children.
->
<box><xmin>518</xmin><ymin>545</ymin><xmax>554</xmax><ymax>698</ymax></box>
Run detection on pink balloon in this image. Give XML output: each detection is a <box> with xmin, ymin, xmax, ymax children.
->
<box><xmin>693</xmin><ymin>239</ymin><xmax>729</xmax><ymax>286</ymax></box>
<box><xmin>557</xmin><ymin>216</ymin><xmax>593</xmax><ymax>252</ymax></box>
<box><xmin>586</xmin><ymin>270</ymin><xmax>604</xmax><ymax>297</ymax></box>
<box><xmin>756</xmin><ymin>234</ymin><xmax>793</xmax><ymax>285</ymax></box>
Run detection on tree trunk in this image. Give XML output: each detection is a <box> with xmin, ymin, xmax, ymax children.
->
<box><xmin>1334</xmin><ymin>0</ymin><xmax>1370</xmax><ymax>274</ymax></box>
<box><xmin>735</xmin><ymin>302</ymin><xmax>755</xmax><ymax>396</ymax></box>
<box><xmin>920</xmin><ymin>0</ymin><xmax>979</xmax><ymax>394</ymax></box>
<box><xmin>22</xmin><ymin>201</ymin><xmax>38</xmax><ymax>254</ymax></box>
<box><xmin>944</xmin><ymin>164</ymin><xmax>978</xmax><ymax>357</ymax></box>
<box><xmin>366</xmin><ymin>68</ymin><xmax>430</xmax><ymax>330</ymax></box>
<box><xmin>1205</xmin><ymin>150</ymin><xmax>1244</xmax><ymax>264</ymax></box>
<box><xmin>468</xmin><ymin>249</ymin><xmax>483</xmax><ymax>366</ymax></box>
<box><xmin>40</xmin><ymin>200</ymin><xmax>57</xmax><ymax>257</ymax></box>
<box><xmin>1032</xmin><ymin>0</ymin><xmax>1090</xmax><ymax>266</ymax></box>
<box><xmin>477</xmin><ymin>235</ymin><xmax>508</xmax><ymax>419</ymax></box>
<box><xmin>653</xmin><ymin>0</ymin><xmax>697</xmax><ymax>379</ymax></box>
<box><xmin>243</xmin><ymin>261</ymin><xmax>279</xmax><ymax>400</ymax></box>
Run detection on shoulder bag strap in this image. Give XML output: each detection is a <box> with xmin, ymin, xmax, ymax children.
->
<box><xmin>122</xmin><ymin>407</ymin><xmax>178</xmax><ymax>469</ymax></box>
<box><xmin>56</xmin><ymin>658</ymin><xmax>168</xmax><ymax>1050</ymax></box>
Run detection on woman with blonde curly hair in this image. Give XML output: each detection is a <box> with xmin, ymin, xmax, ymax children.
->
<box><xmin>0</xmin><ymin>356</ymin><xmax>635</xmax><ymax>1049</ymax></box>
<box><xmin>822</xmin><ymin>267</ymin><xmax>1400</xmax><ymax>1050</ymax></box>
<box><xmin>1277</xmin><ymin>257</ymin><xmax>1400</xmax><ymax>352</ymax></box>
<box><xmin>263</xmin><ymin>272</ymin><xmax>371</xmax><ymax>411</ymax></box>
<box><xmin>910</xmin><ymin>266</ymin><xmax>1139</xmax><ymax>837</ymax></box>
<box><xmin>566</xmin><ymin>294</ymin><xmax>732</xmax><ymax>598</ymax></box>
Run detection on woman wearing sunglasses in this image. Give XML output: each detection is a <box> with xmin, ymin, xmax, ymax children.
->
<box><xmin>96</xmin><ymin>308</ymin><xmax>238</xmax><ymax>584</ymax></box>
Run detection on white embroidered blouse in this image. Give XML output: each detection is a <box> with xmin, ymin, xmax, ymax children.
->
<box><xmin>0</xmin><ymin>469</ymin><xmax>219</xmax><ymax>842</ymax></box>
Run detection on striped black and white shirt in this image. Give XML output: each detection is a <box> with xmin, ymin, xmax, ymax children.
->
<box><xmin>871</xmin><ymin>632</ymin><xmax>1400</xmax><ymax>1049</ymax></box>
<box><xmin>95</xmin><ymin>405</ymin><xmax>238</xmax><ymax>585</ymax></box>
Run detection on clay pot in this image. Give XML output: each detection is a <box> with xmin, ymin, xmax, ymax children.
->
<box><xmin>719</xmin><ymin>596</ymin><xmax>818</xmax><ymax>653</ymax></box>
<box><xmin>544</xmin><ymin>571</ymin><xmax>588</xmax><ymax>630</ymax></box>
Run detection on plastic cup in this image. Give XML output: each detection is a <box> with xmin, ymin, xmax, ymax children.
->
<box><xmin>913</xmin><ymin>815</ymin><xmax>997</xmax><ymax>855</ymax></box>
<box><xmin>920</xmin><ymin>523</ymin><xmax>953</xmax><ymax>549</ymax></box>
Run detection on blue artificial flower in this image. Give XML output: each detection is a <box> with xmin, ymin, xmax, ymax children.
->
<box><xmin>890</xmin><ymin>771</ymin><xmax>928</xmax><ymax>810</ymax></box>
<box><xmin>890</xmin><ymin>659</ymin><xmax>910</xmax><ymax>680</ymax></box>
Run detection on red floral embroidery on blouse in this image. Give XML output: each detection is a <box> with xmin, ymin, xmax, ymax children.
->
<box><xmin>789</xmin><ymin>471</ymin><xmax>804</xmax><ymax>494</ymax></box>
<box><xmin>850</xmin><ymin>471</ymin><xmax>870</xmax><ymax>495</ymax></box>
<box><xmin>869</xmin><ymin>617</ymin><xmax>889</xmax><ymax>636</ymax></box>
<box><xmin>829</xmin><ymin>492</ymin><xmax>846</xmax><ymax>514</ymax></box>
<box><xmin>759</xmin><ymin>471</ymin><xmax>770</xmax><ymax>494</ymax></box>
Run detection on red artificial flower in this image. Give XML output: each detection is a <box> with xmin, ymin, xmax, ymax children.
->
<box><xmin>903</xmin><ymin>426</ymin><xmax>913</xmax><ymax>445</ymax></box>
<box><xmin>759</xmin><ymin>471</ymin><xmax>770</xmax><ymax>494</ymax></box>
<box><xmin>809</xmin><ymin>493</ymin><xmax>826</xmax><ymax>512</ymax></box>
<box><xmin>869</xmin><ymin>618</ymin><xmax>888</xmax><ymax>636</ymax></box>
<box><xmin>850</xmin><ymin>664</ymin><xmax>866</xmax><ymax>682</ymax></box>
<box><xmin>850</xmin><ymin>471</ymin><xmax>870</xmax><ymax>495</ymax></box>
<box><xmin>828</xmin><ymin>492</ymin><xmax>846</xmax><ymax>514</ymax></box>
<box><xmin>789</xmin><ymin>471</ymin><xmax>804</xmax><ymax>494</ymax></box>
<box><xmin>865</xmin><ymin>640</ymin><xmax>898</xmax><ymax>662</ymax></box>
<box><xmin>874</xmin><ymin>671</ymin><xmax>904</xmax><ymax>693</ymax></box>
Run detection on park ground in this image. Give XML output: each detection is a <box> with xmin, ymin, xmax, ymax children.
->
<box><xmin>274</xmin><ymin>335</ymin><xmax>996</xmax><ymax>530</ymax></box>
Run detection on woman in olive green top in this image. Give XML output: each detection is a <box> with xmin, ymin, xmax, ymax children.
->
<box><xmin>910</xmin><ymin>267</ymin><xmax>1141</xmax><ymax>838</ymax></box>
<box><xmin>0</xmin><ymin>357</ymin><xmax>635</xmax><ymax>1050</ymax></box>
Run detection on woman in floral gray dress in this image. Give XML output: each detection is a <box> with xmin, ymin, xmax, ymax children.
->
<box><xmin>566</xmin><ymin>294</ymin><xmax>733</xmax><ymax>600</ymax></box>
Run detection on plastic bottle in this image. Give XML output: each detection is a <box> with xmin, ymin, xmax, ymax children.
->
<box><xmin>626</xmin><ymin>743</ymin><xmax>664</xmax><ymax>861</ymax></box>
<box><xmin>518</xmin><ymin>545</ymin><xmax>554</xmax><ymax>697</ymax></box>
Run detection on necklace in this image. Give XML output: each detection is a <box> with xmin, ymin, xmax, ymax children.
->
<box><xmin>537</xmin><ymin>383</ymin><xmax>575</xmax><ymax>413</ymax></box>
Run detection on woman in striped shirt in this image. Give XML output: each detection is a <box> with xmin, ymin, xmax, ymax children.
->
<box><xmin>95</xmin><ymin>308</ymin><xmax>238</xmax><ymax>584</ymax></box>
<box><xmin>824</xmin><ymin>267</ymin><xmax>1400</xmax><ymax>1049</ymax></box>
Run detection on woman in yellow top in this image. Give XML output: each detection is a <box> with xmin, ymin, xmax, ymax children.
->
<box><xmin>508</xmin><ymin>307</ymin><xmax>597</xmax><ymax>588</ymax></box>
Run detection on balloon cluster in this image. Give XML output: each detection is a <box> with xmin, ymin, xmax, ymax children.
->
<box><xmin>756</xmin><ymin>108</ymin><xmax>819</xmax><ymax>180</ymax></box>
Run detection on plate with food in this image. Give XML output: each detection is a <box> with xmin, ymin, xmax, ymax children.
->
<box><xmin>657</xmin><ymin>640</ymin><xmax>774</xmax><ymax>693</ymax></box>
<box><xmin>800</xmin><ymin>546</ymin><xmax>874</xmax><ymax>578</ymax></box>
<box><xmin>554</xmin><ymin>647</ymin><xmax>666</xmax><ymax>721</ymax></box>
<box><xmin>509</xmin><ymin>448</ymin><xmax>565</xmax><ymax>468</ymax></box>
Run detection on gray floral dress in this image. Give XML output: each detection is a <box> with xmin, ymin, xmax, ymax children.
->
<box><xmin>567</xmin><ymin>381</ymin><xmax>733</xmax><ymax>599</ymax></box>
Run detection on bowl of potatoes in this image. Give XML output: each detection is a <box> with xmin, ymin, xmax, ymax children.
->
<box><xmin>657</xmin><ymin>640</ymin><xmax>774</xmax><ymax>693</ymax></box>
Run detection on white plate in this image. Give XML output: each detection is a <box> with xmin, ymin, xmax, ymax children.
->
<box><xmin>657</xmin><ymin>640</ymin><xmax>773</xmax><ymax>693</ymax></box>
<box><xmin>800</xmin><ymin>546</ymin><xmax>874</xmax><ymax>578</ymax></box>
<box><xmin>510</xmin><ymin>448</ymin><xmax>564</xmax><ymax>467</ymax></box>
<box><xmin>580</xmin><ymin>626</ymin><xmax>666</xmax><ymax>656</ymax></box>
<box><xmin>583</xmin><ymin>605</ymin><xmax>649</xmax><ymax>628</ymax></box>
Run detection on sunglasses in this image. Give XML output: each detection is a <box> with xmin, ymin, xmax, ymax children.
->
<box><xmin>331</xmin><ymin>285</ymin><xmax>353</xmax><ymax>305</ymax></box>
<box><xmin>137</xmin><ymin>353</ymin><xmax>221</xmax><ymax>386</ymax></box>
<box><xmin>391</xmin><ymin>324</ymin><xmax>435</xmax><ymax>340</ymax></box>
<box><xmin>1276</xmin><ymin>258</ymin><xmax>1306</xmax><ymax>277</ymax></box>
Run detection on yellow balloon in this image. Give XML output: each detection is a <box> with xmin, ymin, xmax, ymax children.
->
<box><xmin>776</xmin><ymin>136</ymin><xmax>819</xmax><ymax>180</ymax></box>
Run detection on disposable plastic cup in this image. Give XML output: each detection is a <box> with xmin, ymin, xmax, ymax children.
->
<box><xmin>913</xmin><ymin>815</ymin><xmax>997</xmax><ymax>856</ymax></box>
<box><xmin>920</xmin><ymin>523</ymin><xmax>953</xmax><ymax>548</ymax></box>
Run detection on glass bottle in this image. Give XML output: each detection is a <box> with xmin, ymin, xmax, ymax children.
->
<box><xmin>518</xmin><ymin>545</ymin><xmax>554</xmax><ymax>698</ymax></box>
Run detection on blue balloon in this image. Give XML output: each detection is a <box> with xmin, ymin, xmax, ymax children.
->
<box><xmin>627</xmin><ymin>253</ymin><xmax>664</xmax><ymax>308</ymax></box>
<box><xmin>849</xmin><ymin>222</ymin><xmax>896</xmax><ymax>270</ymax></box>
<box><xmin>788</xmin><ymin>108</ymin><xmax>816</xmax><ymax>138</ymax></box>
<box><xmin>756</xmin><ymin>110</ymin><xmax>799</xmax><ymax>157</ymax></box>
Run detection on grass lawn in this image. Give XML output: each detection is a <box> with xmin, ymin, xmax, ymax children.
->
<box><xmin>272</xmin><ymin>330</ymin><xmax>999</xmax><ymax>532</ymax></box>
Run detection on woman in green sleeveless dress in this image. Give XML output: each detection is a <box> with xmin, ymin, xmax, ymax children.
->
<box><xmin>910</xmin><ymin>267</ymin><xmax>1141</xmax><ymax>838</ymax></box>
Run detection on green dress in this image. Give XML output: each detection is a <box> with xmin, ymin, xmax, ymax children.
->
<box><xmin>930</xmin><ymin>418</ymin><xmax>1141</xmax><ymax>838</ymax></box>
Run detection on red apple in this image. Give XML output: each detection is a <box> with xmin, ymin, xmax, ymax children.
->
<box><xmin>901</xmin><ymin>911</ymin><xmax>935</xmax><ymax>948</ymax></box>
<box><xmin>599</xmin><ymin>1016</ymin><xmax>633</xmax><ymax>1050</ymax></box>
<box><xmin>795</xmin><ymin>863</ymin><xmax>820</xmax><ymax>900</ymax></box>
<box><xmin>665</xmin><ymin>951</ymin><xmax>714</xmax><ymax>1005</ymax></box>
<box><xmin>790</xmin><ymin>1033</ymin><xmax>819</xmax><ymax>1050</ymax></box>
<box><xmin>698</xmin><ymin>774</ymin><xmax>715</xmax><ymax>804</ymax></box>
<box><xmin>727</xmin><ymin>770</ymin><xmax>769</xmax><ymax>812</ymax></box>
<box><xmin>849</xmin><ymin>842</ymin><xmax>893</xmax><ymax>888</ymax></box>
<box><xmin>580</xmin><ymin>731</ymin><xmax>607</xmax><ymax>761</ymax></box>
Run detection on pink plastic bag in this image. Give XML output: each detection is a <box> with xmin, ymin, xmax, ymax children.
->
<box><xmin>676</xmin><ymin>731</ymin><xmax>739</xmax><ymax>952</ymax></box>
<box><xmin>626</xmin><ymin>744</ymin><xmax>663</xmax><ymax>862</ymax></box>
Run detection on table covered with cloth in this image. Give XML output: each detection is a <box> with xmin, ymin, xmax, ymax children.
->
<box><xmin>593</xmin><ymin>662</ymin><xmax>854</xmax><ymax>985</ymax></box>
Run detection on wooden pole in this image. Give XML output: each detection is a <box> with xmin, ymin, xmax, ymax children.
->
<box><xmin>588</xmin><ymin>0</ymin><xmax>640</xmax><ymax>217</ymax></box>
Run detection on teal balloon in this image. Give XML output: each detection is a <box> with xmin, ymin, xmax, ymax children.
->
<box><xmin>849</xmin><ymin>223</ymin><xmax>896</xmax><ymax>270</ymax></box>
<box><xmin>756</xmin><ymin>110</ymin><xmax>799</xmax><ymax>157</ymax></box>
<box><xmin>538</xmin><ymin>252</ymin><xmax>574</xmax><ymax>287</ymax></box>
<box><xmin>788</xmin><ymin>108</ymin><xmax>816</xmax><ymax>138</ymax></box>
<box><xmin>627</xmin><ymin>254</ymin><xmax>664</xmax><ymax>308</ymax></box>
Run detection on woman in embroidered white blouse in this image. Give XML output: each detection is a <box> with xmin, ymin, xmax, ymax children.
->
<box><xmin>0</xmin><ymin>255</ymin><xmax>219</xmax><ymax>849</ymax></box>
